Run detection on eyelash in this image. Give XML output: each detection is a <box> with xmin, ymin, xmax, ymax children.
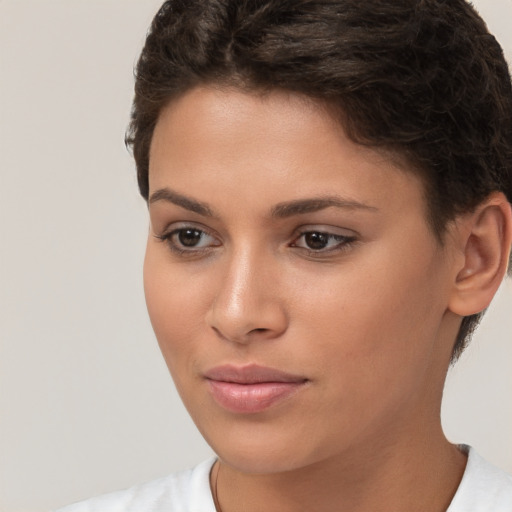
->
<box><xmin>154</xmin><ymin>226</ymin><xmax>220</xmax><ymax>256</ymax></box>
<box><xmin>154</xmin><ymin>226</ymin><xmax>357</xmax><ymax>258</ymax></box>
<box><xmin>291</xmin><ymin>230</ymin><xmax>357</xmax><ymax>256</ymax></box>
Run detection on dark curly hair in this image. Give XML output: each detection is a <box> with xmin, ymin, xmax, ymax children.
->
<box><xmin>126</xmin><ymin>0</ymin><xmax>512</xmax><ymax>362</ymax></box>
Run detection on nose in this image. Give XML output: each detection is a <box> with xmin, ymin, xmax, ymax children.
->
<box><xmin>205</xmin><ymin>246</ymin><xmax>288</xmax><ymax>344</ymax></box>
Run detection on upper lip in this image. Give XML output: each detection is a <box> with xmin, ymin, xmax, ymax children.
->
<box><xmin>204</xmin><ymin>364</ymin><xmax>308</xmax><ymax>384</ymax></box>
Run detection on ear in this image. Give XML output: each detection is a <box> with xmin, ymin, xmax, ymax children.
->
<box><xmin>448</xmin><ymin>192</ymin><xmax>512</xmax><ymax>316</ymax></box>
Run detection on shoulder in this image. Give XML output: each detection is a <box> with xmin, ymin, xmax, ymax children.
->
<box><xmin>448</xmin><ymin>446</ymin><xmax>512</xmax><ymax>512</ymax></box>
<box><xmin>53</xmin><ymin>458</ymin><xmax>217</xmax><ymax>512</ymax></box>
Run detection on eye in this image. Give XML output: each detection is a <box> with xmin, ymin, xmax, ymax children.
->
<box><xmin>292</xmin><ymin>230</ymin><xmax>356</xmax><ymax>253</ymax></box>
<box><xmin>175</xmin><ymin>228</ymin><xmax>208</xmax><ymax>248</ymax></box>
<box><xmin>155</xmin><ymin>225</ymin><xmax>220</xmax><ymax>254</ymax></box>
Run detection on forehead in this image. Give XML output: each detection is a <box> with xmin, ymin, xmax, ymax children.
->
<box><xmin>149</xmin><ymin>86</ymin><xmax>428</xmax><ymax>223</ymax></box>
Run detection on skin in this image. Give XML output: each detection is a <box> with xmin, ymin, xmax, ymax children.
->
<box><xmin>144</xmin><ymin>86</ymin><xmax>471</xmax><ymax>511</ymax></box>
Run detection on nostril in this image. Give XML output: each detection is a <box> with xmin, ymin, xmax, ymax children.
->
<box><xmin>207</xmin><ymin>295</ymin><xmax>288</xmax><ymax>343</ymax></box>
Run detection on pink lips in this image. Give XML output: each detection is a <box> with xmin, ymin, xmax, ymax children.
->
<box><xmin>204</xmin><ymin>364</ymin><xmax>308</xmax><ymax>414</ymax></box>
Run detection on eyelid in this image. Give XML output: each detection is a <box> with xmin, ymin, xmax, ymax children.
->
<box><xmin>154</xmin><ymin>222</ymin><xmax>222</xmax><ymax>253</ymax></box>
<box><xmin>290</xmin><ymin>225</ymin><xmax>358</xmax><ymax>254</ymax></box>
<box><xmin>153</xmin><ymin>222</ymin><xmax>358</xmax><ymax>257</ymax></box>
<box><xmin>292</xmin><ymin>224</ymin><xmax>358</xmax><ymax>239</ymax></box>
<box><xmin>156</xmin><ymin>220</ymin><xmax>218</xmax><ymax>238</ymax></box>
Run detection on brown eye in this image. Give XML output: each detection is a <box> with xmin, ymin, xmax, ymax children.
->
<box><xmin>292</xmin><ymin>229</ymin><xmax>356</xmax><ymax>254</ymax></box>
<box><xmin>177</xmin><ymin>228</ymin><xmax>203</xmax><ymax>247</ymax></box>
<box><xmin>304</xmin><ymin>232</ymin><xmax>330</xmax><ymax>250</ymax></box>
<box><xmin>159</xmin><ymin>226</ymin><xmax>221</xmax><ymax>254</ymax></box>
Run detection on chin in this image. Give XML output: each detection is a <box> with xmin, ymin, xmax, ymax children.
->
<box><xmin>217</xmin><ymin>447</ymin><xmax>310</xmax><ymax>475</ymax></box>
<box><xmin>199</xmin><ymin>420</ymin><xmax>329</xmax><ymax>475</ymax></box>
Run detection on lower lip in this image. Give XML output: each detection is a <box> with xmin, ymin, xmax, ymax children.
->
<box><xmin>207</xmin><ymin>380</ymin><xmax>306</xmax><ymax>413</ymax></box>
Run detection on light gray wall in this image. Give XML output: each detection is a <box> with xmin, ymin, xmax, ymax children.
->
<box><xmin>0</xmin><ymin>1</ymin><xmax>510</xmax><ymax>511</ymax></box>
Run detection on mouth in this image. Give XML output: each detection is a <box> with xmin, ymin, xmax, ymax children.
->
<box><xmin>204</xmin><ymin>364</ymin><xmax>308</xmax><ymax>414</ymax></box>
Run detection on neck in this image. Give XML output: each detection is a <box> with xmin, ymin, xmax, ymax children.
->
<box><xmin>211</xmin><ymin>423</ymin><xmax>466</xmax><ymax>512</ymax></box>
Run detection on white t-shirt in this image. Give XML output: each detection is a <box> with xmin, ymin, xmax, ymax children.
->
<box><xmin>54</xmin><ymin>447</ymin><xmax>512</xmax><ymax>512</ymax></box>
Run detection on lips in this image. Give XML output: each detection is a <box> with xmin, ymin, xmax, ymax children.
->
<box><xmin>204</xmin><ymin>364</ymin><xmax>308</xmax><ymax>414</ymax></box>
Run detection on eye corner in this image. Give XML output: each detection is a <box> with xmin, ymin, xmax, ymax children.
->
<box><xmin>153</xmin><ymin>223</ymin><xmax>222</xmax><ymax>258</ymax></box>
<box><xmin>290</xmin><ymin>227</ymin><xmax>358</xmax><ymax>256</ymax></box>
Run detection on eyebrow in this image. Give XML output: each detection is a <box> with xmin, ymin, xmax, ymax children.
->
<box><xmin>148</xmin><ymin>188</ymin><xmax>378</xmax><ymax>218</ymax></box>
<box><xmin>149</xmin><ymin>188</ymin><xmax>216</xmax><ymax>217</ymax></box>
<box><xmin>270</xmin><ymin>197</ymin><xmax>378</xmax><ymax>218</ymax></box>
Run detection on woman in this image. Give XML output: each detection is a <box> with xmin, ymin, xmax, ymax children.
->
<box><xmin>57</xmin><ymin>0</ymin><xmax>512</xmax><ymax>510</ymax></box>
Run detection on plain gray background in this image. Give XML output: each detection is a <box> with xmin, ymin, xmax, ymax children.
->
<box><xmin>0</xmin><ymin>1</ymin><xmax>511</xmax><ymax>511</ymax></box>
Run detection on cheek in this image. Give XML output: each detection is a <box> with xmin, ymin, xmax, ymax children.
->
<box><xmin>296</xmin><ymin>250</ymin><xmax>447</xmax><ymax>394</ymax></box>
<box><xmin>143</xmin><ymin>246</ymin><xmax>208</xmax><ymax>370</ymax></box>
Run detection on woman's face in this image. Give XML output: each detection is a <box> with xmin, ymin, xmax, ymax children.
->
<box><xmin>145</xmin><ymin>86</ymin><xmax>460</xmax><ymax>473</ymax></box>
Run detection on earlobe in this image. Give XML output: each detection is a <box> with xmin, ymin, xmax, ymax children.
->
<box><xmin>449</xmin><ymin>192</ymin><xmax>512</xmax><ymax>317</ymax></box>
